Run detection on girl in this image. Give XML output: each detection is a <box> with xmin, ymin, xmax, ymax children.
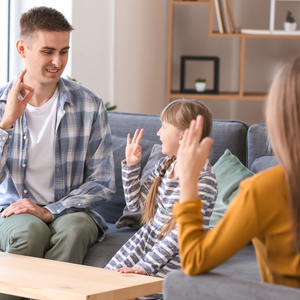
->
<box><xmin>174</xmin><ymin>55</ymin><xmax>300</xmax><ymax>289</ymax></box>
<box><xmin>105</xmin><ymin>99</ymin><xmax>218</xmax><ymax>299</ymax></box>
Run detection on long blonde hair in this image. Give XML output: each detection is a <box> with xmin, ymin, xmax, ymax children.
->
<box><xmin>142</xmin><ymin>99</ymin><xmax>212</xmax><ymax>240</ymax></box>
<box><xmin>266</xmin><ymin>55</ymin><xmax>300</xmax><ymax>253</ymax></box>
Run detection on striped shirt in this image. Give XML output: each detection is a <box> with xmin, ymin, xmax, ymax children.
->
<box><xmin>0</xmin><ymin>75</ymin><xmax>115</xmax><ymax>238</ymax></box>
<box><xmin>106</xmin><ymin>156</ymin><xmax>217</xmax><ymax>280</ymax></box>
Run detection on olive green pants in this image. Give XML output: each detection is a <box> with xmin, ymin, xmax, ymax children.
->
<box><xmin>0</xmin><ymin>209</ymin><xmax>98</xmax><ymax>300</ymax></box>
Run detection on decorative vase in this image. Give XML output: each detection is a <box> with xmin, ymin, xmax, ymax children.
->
<box><xmin>284</xmin><ymin>22</ymin><xmax>297</xmax><ymax>31</ymax></box>
<box><xmin>195</xmin><ymin>82</ymin><xmax>206</xmax><ymax>92</ymax></box>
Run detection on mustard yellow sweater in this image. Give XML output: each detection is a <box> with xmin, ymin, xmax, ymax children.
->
<box><xmin>173</xmin><ymin>165</ymin><xmax>300</xmax><ymax>288</ymax></box>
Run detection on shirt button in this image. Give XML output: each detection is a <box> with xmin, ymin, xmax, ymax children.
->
<box><xmin>22</xmin><ymin>164</ymin><xmax>26</xmax><ymax>167</ymax></box>
<box><xmin>2</xmin><ymin>137</ymin><xmax>5</xmax><ymax>140</ymax></box>
<box><xmin>78</xmin><ymin>203</ymin><xmax>81</xmax><ymax>206</ymax></box>
<box><xmin>24</xmin><ymin>190</ymin><xmax>28</xmax><ymax>194</ymax></box>
<box><xmin>9</xmin><ymin>135</ymin><xmax>12</xmax><ymax>139</ymax></box>
<box><xmin>23</xmin><ymin>136</ymin><xmax>27</xmax><ymax>140</ymax></box>
<box><xmin>57</xmin><ymin>210</ymin><xmax>60</xmax><ymax>213</ymax></box>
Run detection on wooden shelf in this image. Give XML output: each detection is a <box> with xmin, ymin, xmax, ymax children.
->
<box><xmin>170</xmin><ymin>92</ymin><xmax>267</xmax><ymax>101</ymax></box>
<box><xmin>210</xmin><ymin>32</ymin><xmax>300</xmax><ymax>39</ymax></box>
<box><xmin>173</xmin><ymin>1</ymin><xmax>210</xmax><ymax>5</ymax></box>
<box><xmin>167</xmin><ymin>0</ymin><xmax>300</xmax><ymax>104</ymax></box>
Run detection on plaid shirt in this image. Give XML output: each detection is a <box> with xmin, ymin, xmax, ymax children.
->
<box><xmin>0</xmin><ymin>76</ymin><xmax>115</xmax><ymax>238</ymax></box>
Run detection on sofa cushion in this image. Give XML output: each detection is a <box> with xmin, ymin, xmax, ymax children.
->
<box><xmin>115</xmin><ymin>144</ymin><xmax>166</xmax><ymax>230</ymax></box>
<box><xmin>247</xmin><ymin>124</ymin><xmax>273</xmax><ymax>169</ymax></box>
<box><xmin>209</xmin><ymin>149</ymin><xmax>254</xmax><ymax>229</ymax></box>
<box><xmin>210</xmin><ymin>120</ymin><xmax>248</xmax><ymax>166</ymax></box>
<box><xmin>83</xmin><ymin>222</ymin><xmax>137</xmax><ymax>268</ymax></box>
<box><xmin>251</xmin><ymin>156</ymin><xmax>279</xmax><ymax>174</ymax></box>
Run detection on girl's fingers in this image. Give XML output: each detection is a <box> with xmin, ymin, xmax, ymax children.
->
<box><xmin>136</xmin><ymin>128</ymin><xmax>144</xmax><ymax>144</ymax></box>
<box><xmin>132</xmin><ymin>129</ymin><xmax>139</xmax><ymax>143</ymax></box>
<box><xmin>127</xmin><ymin>133</ymin><xmax>131</xmax><ymax>146</ymax></box>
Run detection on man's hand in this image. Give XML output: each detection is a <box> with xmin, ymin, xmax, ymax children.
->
<box><xmin>1</xmin><ymin>198</ymin><xmax>52</xmax><ymax>223</ymax></box>
<box><xmin>0</xmin><ymin>69</ymin><xmax>34</xmax><ymax>130</ymax></box>
<box><xmin>125</xmin><ymin>129</ymin><xmax>144</xmax><ymax>165</ymax></box>
<box><xmin>117</xmin><ymin>265</ymin><xmax>147</xmax><ymax>275</ymax></box>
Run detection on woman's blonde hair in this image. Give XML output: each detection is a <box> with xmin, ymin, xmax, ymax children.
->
<box><xmin>266</xmin><ymin>54</ymin><xmax>300</xmax><ymax>253</ymax></box>
<box><xmin>142</xmin><ymin>99</ymin><xmax>212</xmax><ymax>240</ymax></box>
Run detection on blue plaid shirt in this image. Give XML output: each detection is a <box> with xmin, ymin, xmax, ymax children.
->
<box><xmin>0</xmin><ymin>76</ymin><xmax>116</xmax><ymax>239</ymax></box>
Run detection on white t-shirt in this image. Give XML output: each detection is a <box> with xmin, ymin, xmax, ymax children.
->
<box><xmin>24</xmin><ymin>88</ymin><xmax>59</xmax><ymax>206</ymax></box>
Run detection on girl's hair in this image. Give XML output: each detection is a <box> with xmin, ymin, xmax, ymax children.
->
<box><xmin>142</xmin><ymin>99</ymin><xmax>212</xmax><ymax>240</ymax></box>
<box><xmin>266</xmin><ymin>54</ymin><xmax>300</xmax><ymax>253</ymax></box>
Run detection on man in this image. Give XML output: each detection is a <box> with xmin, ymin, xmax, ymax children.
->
<box><xmin>0</xmin><ymin>5</ymin><xmax>115</xmax><ymax>281</ymax></box>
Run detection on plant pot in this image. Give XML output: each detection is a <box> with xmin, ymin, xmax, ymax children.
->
<box><xmin>284</xmin><ymin>22</ymin><xmax>297</xmax><ymax>31</ymax></box>
<box><xmin>195</xmin><ymin>82</ymin><xmax>206</xmax><ymax>92</ymax></box>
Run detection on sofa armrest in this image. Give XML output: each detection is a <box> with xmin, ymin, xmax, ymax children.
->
<box><xmin>163</xmin><ymin>270</ymin><xmax>300</xmax><ymax>300</ymax></box>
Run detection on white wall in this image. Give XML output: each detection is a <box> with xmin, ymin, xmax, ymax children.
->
<box><xmin>71</xmin><ymin>0</ymin><xmax>300</xmax><ymax>124</ymax></box>
<box><xmin>72</xmin><ymin>0</ymin><xmax>168</xmax><ymax>113</ymax></box>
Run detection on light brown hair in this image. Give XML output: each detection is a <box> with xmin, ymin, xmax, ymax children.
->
<box><xmin>20</xmin><ymin>6</ymin><xmax>74</xmax><ymax>47</ymax></box>
<box><xmin>142</xmin><ymin>99</ymin><xmax>212</xmax><ymax>240</ymax></box>
<box><xmin>266</xmin><ymin>54</ymin><xmax>300</xmax><ymax>253</ymax></box>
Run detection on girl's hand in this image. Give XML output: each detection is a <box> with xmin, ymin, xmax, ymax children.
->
<box><xmin>177</xmin><ymin>115</ymin><xmax>213</xmax><ymax>203</ymax></box>
<box><xmin>117</xmin><ymin>265</ymin><xmax>147</xmax><ymax>275</ymax></box>
<box><xmin>126</xmin><ymin>129</ymin><xmax>144</xmax><ymax>165</ymax></box>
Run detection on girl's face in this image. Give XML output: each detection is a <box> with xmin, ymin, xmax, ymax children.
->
<box><xmin>157</xmin><ymin>121</ymin><xmax>182</xmax><ymax>155</ymax></box>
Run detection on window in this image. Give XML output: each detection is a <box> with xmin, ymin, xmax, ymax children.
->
<box><xmin>0</xmin><ymin>0</ymin><xmax>9</xmax><ymax>85</ymax></box>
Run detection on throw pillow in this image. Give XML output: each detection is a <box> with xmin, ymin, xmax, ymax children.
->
<box><xmin>250</xmin><ymin>156</ymin><xmax>279</xmax><ymax>174</ymax></box>
<box><xmin>209</xmin><ymin>149</ymin><xmax>254</xmax><ymax>229</ymax></box>
<box><xmin>115</xmin><ymin>144</ymin><xmax>165</xmax><ymax>229</ymax></box>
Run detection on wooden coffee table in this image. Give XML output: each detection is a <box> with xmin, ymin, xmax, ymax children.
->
<box><xmin>0</xmin><ymin>252</ymin><xmax>163</xmax><ymax>300</ymax></box>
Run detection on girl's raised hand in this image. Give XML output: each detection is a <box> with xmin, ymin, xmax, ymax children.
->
<box><xmin>126</xmin><ymin>129</ymin><xmax>144</xmax><ymax>165</ymax></box>
<box><xmin>177</xmin><ymin>115</ymin><xmax>213</xmax><ymax>202</ymax></box>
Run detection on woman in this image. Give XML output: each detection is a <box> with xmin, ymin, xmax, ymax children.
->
<box><xmin>173</xmin><ymin>55</ymin><xmax>300</xmax><ymax>288</ymax></box>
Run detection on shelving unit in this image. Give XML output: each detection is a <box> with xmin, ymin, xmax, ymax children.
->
<box><xmin>167</xmin><ymin>0</ymin><xmax>300</xmax><ymax>104</ymax></box>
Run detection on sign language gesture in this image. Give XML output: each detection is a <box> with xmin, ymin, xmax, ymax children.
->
<box><xmin>177</xmin><ymin>115</ymin><xmax>214</xmax><ymax>203</ymax></box>
<box><xmin>0</xmin><ymin>69</ymin><xmax>34</xmax><ymax>130</ymax></box>
<box><xmin>126</xmin><ymin>129</ymin><xmax>144</xmax><ymax>166</ymax></box>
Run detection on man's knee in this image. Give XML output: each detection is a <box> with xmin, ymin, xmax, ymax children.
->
<box><xmin>50</xmin><ymin>212</ymin><xmax>98</xmax><ymax>246</ymax></box>
<box><xmin>0</xmin><ymin>214</ymin><xmax>51</xmax><ymax>256</ymax></box>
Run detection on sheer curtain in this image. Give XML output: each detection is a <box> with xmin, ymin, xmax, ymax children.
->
<box><xmin>0</xmin><ymin>0</ymin><xmax>9</xmax><ymax>86</ymax></box>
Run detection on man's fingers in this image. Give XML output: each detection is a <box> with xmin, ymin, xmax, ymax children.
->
<box><xmin>22</xmin><ymin>90</ymin><xmax>34</xmax><ymax>105</ymax></box>
<box><xmin>20</xmin><ymin>82</ymin><xmax>34</xmax><ymax>92</ymax></box>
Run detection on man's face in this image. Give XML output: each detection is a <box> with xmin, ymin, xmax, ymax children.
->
<box><xmin>20</xmin><ymin>30</ymin><xmax>70</xmax><ymax>88</ymax></box>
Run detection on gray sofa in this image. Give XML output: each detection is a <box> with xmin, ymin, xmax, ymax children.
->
<box><xmin>82</xmin><ymin>111</ymin><xmax>299</xmax><ymax>299</ymax></box>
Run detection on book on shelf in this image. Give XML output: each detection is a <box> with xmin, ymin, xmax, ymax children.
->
<box><xmin>221</xmin><ymin>0</ymin><xmax>231</xmax><ymax>33</ymax></box>
<box><xmin>214</xmin><ymin>0</ymin><xmax>224</xmax><ymax>34</ymax></box>
<box><xmin>226</xmin><ymin>0</ymin><xmax>237</xmax><ymax>33</ymax></box>
<box><xmin>240</xmin><ymin>29</ymin><xmax>271</xmax><ymax>35</ymax></box>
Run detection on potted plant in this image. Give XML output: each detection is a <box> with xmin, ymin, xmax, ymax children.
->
<box><xmin>284</xmin><ymin>11</ymin><xmax>297</xmax><ymax>31</ymax></box>
<box><xmin>66</xmin><ymin>76</ymin><xmax>117</xmax><ymax>110</ymax></box>
<box><xmin>195</xmin><ymin>78</ymin><xmax>206</xmax><ymax>92</ymax></box>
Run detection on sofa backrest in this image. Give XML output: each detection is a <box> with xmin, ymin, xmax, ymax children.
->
<box><xmin>95</xmin><ymin>112</ymin><xmax>249</xmax><ymax>224</ymax></box>
<box><xmin>247</xmin><ymin>124</ymin><xmax>273</xmax><ymax>169</ymax></box>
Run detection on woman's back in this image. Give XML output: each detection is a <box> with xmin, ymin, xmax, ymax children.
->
<box><xmin>173</xmin><ymin>164</ymin><xmax>300</xmax><ymax>288</ymax></box>
<box><xmin>248</xmin><ymin>165</ymin><xmax>300</xmax><ymax>287</ymax></box>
